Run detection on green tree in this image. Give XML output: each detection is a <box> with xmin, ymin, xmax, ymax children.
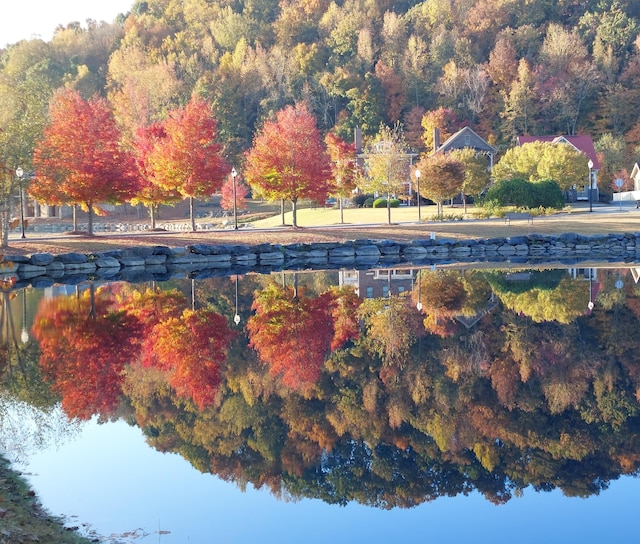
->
<box><xmin>492</xmin><ymin>142</ymin><xmax>588</xmax><ymax>191</ymax></box>
<box><xmin>449</xmin><ymin>147</ymin><xmax>491</xmax><ymax>212</ymax></box>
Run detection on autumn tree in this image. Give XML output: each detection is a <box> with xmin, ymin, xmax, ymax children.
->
<box><xmin>325</xmin><ymin>132</ymin><xmax>357</xmax><ymax>224</ymax></box>
<box><xmin>360</xmin><ymin>122</ymin><xmax>412</xmax><ymax>224</ymax></box>
<box><xmin>147</xmin><ymin>96</ymin><xmax>229</xmax><ymax>232</ymax></box>
<box><xmin>31</xmin><ymin>89</ymin><xmax>138</xmax><ymax>235</ymax></box>
<box><xmin>131</xmin><ymin>123</ymin><xmax>182</xmax><ymax>229</ymax></box>
<box><xmin>32</xmin><ymin>286</ymin><xmax>141</xmax><ymax>420</ymax></box>
<box><xmin>421</xmin><ymin>107</ymin><xmax>458</xmax><ymax>152</ymax></box>
<box><xmin>142</xmin><ymin>308</ymin><xmax>236</xmax><ymax>410</ymax></box>
<box><xmin>244</xmin><ymin>102</ymin><xmax>330</xmax><ymax>228</ymax></box>
<box><xmin>220</xmin><ymin>171</ymin><xmax>250</xmax><ymax>213</ymax></box>
<box><xmin>449</xmin><ymin>147</ymin><xmax>492</xmax><ymax>212</ymax></box>
<box><xmin>415</xmin><ymin>152</ymin><xmax>465</xmax><ymax>215</ymax></box>
<box><xmin>247</xmin><ymin>283</ymin><xmax>335</xmax><ymax>391</ymax></box>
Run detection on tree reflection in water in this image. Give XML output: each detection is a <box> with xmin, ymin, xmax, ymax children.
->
<box><xmin>2</xmin><ymin>266</ymin><xmax>640</xmax><ymax>506</ymax></box>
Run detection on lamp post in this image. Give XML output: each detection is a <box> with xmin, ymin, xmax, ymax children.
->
<box><xmin>587</xmin><ymin>269</ymin><xmax>594</xmax><ymax>312</ymax></box>
<box><xmin>416</xmin><ymin>270</ymin><xmax>422</xmax><ymax>311</ymax></box>
<box><xmin>231</xmin><ymin>166</ymin><xmax>238</xmax><ymax>230</ymax></box>
<box><xmin>587</xmin><ymin>159</ymin><xmax>594</xmax><ymax>213</ymax></box>
<box><xmin>415</xmin><ymin>168</ymin><xmax>421</xmax><ymax>223</ymax></box>
<box><xmin>15</xmin><ymin>167</ymin><xmax>25</xmax><ymax>238</ymax></box>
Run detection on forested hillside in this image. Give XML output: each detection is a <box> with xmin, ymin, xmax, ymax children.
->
<box><xmin>2</xmin><ymin>0</ymin><xmax>640</xmax><ymax>173</ymax></box>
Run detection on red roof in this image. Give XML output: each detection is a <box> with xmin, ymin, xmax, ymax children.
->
<box><xmin>516</xmin><ymin>135</ymin><xmax>601</xmax><ymax>170</ymax></box>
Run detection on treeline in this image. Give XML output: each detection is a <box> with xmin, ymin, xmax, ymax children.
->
<box><xmin>3</xmin><ymin>0</ymin><xmax>640</xmax><ymax>173</ymax></box>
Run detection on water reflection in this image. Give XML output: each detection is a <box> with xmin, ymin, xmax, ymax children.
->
<box><xmin>2</xmin><ymin>266</ymin><xmax>640</xmax><ymax>508</ymax></box>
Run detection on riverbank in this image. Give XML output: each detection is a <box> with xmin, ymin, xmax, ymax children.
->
<box><xmin>0</xmin><ymin>455</ymin><xmax>93</xmax><ymax>544</ymax></box>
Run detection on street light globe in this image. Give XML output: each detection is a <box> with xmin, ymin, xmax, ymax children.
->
<box><xmin>234</xmin><ymin>313</ymin><xmax>241</xmax><ymax>325</ymax></box>
<box><xmin>16</xmin><ymin>166</ymin><xmax>23</xmax><ymax>178</ymax></box>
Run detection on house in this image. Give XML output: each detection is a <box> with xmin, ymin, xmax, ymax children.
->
<box><xmin>516</xmin><ymin>134</ymin><xmax>600</xmax><ymax>202</ymax></box>
<box><xmin>434</xmin><ymin>126</ymin><xmax>498</xmax><ymax>169</ymax></box>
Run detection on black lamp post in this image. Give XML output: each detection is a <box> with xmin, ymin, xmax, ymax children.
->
<box><xmin>231</xmin><ymin>166</ymin><xmax>238</xmax><ymax>230</ymax></box>
<box><xmin>15</xmin><ymin>167</ymin><xmax>25</xmax><ymax>238</ymax></box>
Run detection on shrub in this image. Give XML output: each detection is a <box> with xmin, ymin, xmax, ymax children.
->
<box><xmin>363</xmin><ymin>197</ymin><xmax>374</xmax><ymax>208</ymax></box>
<box><xmin>484</xmin><ymin>178</ymin><xmax>536</xmax><ymax>208</ymax></box>
<box><xmin>372</xmin><ymin>198</ymin><xmax>400</xmax><ymax>208</ymax></box>
<box><xmin>353</xmin><ymin>193</ymin><xmax>374</xmax><ymax>208</ymax></box>
<box><xmin>532</xmin><ymin>179</ymin><xmax>565</xmax><ymax>209</ymax></box>
<box><xmin>483</xmin><ymin>178</ymin><xmax>564</xmax><ymax>209</ymax></box>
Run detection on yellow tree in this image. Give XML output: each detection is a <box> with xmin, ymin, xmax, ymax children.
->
<box><xmin>360</xmin><ymin>123</ymin><xmax>412</xmax><ymax>224</ymax></box>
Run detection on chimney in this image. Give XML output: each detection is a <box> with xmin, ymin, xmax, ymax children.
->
<box><xmin>433</xmin><ymin>128</ymin><xmax>440</xmax><ymax>153</ymax></box>
<box><xmin>354</xmin><ymin>126</ymin><xmax>363</xmax><ymax>153</ymax></box>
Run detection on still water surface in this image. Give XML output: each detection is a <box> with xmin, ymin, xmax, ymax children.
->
<box><xmin>1</xmin><ymin>265</ymin><xmax>640</xmax><ymax>542</ymax></box>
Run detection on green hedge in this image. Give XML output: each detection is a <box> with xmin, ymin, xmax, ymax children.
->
<box><xmin>372</xmin><ymin>198</ymin><xmax>400</xmax><ymax>208</ymax></box>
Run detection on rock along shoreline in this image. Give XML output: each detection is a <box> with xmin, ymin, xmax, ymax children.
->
<box><xmin>2</xmin><ymin>232</ymin><xmax>640</xmax><ymax>288</ymax></box>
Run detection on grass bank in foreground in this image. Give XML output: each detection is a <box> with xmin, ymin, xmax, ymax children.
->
<box><xmin>0</xmin><ymin>455</ymin><xmax>93</xmax><ymax>544</ymax></box>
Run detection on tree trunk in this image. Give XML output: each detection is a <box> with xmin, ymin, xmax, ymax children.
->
<box><xmin>387</xmin><ymin>191</ymin><xmax>392</xmax><ymax>224</ymax></box>
<box><xmin>87</xmin><ymin>201</ymin><xmax>94</xmax><ymax>236</ymax></box>
<box><xmin>190</xmin><ymin>196</ymin><xmax>196</xmax><ymax>232</ymax></box>
<box><xmin>1</xmin><ymin>196</ymin><xmax>10</xmax><ymax>249</ymax></box>
<box><xmin>149</xmin><ymin>204</ymin><xmax>156</xmax><ymax>230</ymax></box>
<box><xmin>462</xmin><ymin>192</ymin><xmax>467</xmax><ymax>213</ymax></box>
<box><xmin>292</xmin><ymin>198</ymin><xmax>298</xmax><ymax>228</ymax></box>
<box><xmin>281</xmin><ymin>199</ymin><xmax>285</xmax><ymax>225</ymax></box>
<box><xmin>72</xmin><ymin>204</ymin><xmax>78</xmax><ymax>232</ymax></box>
<box><xmin>339</xmin><ymin>197</ymin><xmax>344</xmax><ymax>224</ymax></box>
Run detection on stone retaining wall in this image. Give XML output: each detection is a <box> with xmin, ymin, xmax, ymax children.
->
<box><xmin>3</xmin><ymin>232</ymin><xmax>640</xmax><ymax>288</ymax></box>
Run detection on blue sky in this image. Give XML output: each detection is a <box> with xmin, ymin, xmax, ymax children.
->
<box><xmin>1</xmin><ymin>0</ymin><xmax>133</xmax><ymax>47</ymax></box>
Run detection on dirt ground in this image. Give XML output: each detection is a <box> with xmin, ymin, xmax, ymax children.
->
<box><xmin>3</xmin><ymin>201</ymin><xmax>640</xmax><ymax>257</ymax></box>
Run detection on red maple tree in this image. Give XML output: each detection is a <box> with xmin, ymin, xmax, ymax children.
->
<box><xmin>147</xmin><ymin>96</ymin><xmax>229</xmax><ymax>231</ymax></box>
<box><xmin>220</xmin><ymin>171</ymin><xmax>250</xmax><ymax>212</ymax></box>
<box><xmin>131</xmin><ymin>123</ymin><xmax>183</xmax><ymax>229</ymax></box>
<box><xmin>32</xmin><ymin>89</ymin><xmax>139</xmax><ymax>235</ymax></box>
<box><xmin>32</xmin><ymin>286</ymin><xmax>141</xmax><ymax>420</ymax></box>
<box><xmin>247</xmin><ymin>284</ymin><xmax>334</xmax><ymax>390</ymax></box>
<box><xmin>244</xmin><ymin>102</ymin><xmax>330</xmax><ymax>227</ymax></box>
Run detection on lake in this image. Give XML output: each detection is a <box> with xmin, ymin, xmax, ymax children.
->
<box><xmin>1</xmin><ymin>265</ymin><xmax>640</xmax><ymax>543</ymax></box>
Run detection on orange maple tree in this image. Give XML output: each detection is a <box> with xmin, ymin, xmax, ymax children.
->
<box><xmin>324</xmin><ymin>132</ymin><xmax>358</xmax><ymax>224</ymax></box>
<box><xmin>147</xmin><ymin>96</ymin><xmax>229</xmax><ymax>231</ymax></box>
<box><xmin>141</xmin><ymin>308</ymin><xmax>236</xmax><ymax>409</ymax></box>
<box><xmin>32</xmin><ymin>287</ymin><xmax>141</xmax><ymax>420</ymax></box>
<box><xmin>244</xmin><ymin>101</ymin><xmax>330</xmax><ymax>227</ymax></box>
<box><xmin>32</xmin><ymin>89</ymin><xmax>139</xmax><ymax>235</ymax></box>
<box><xmin>131</xmin><ymin>123</ymin><xmax>183</xmax><ymax>229</ymax></box>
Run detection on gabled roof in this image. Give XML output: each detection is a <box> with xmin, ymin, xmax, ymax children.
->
<box><xmin>517</xmin><ymin>134</ymin><xmax>601</xmax><ymax>169</ymax></box>
<box><xmin>436</xmin><ymin>126</ymin><xmax>497</xmax><ymax>154</ymax></box>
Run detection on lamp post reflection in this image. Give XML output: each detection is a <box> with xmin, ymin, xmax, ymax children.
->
<box><xmin>21</xmin><ymin>288</ymin><xmax>29</xmax><ymax>344</ymax></box>
<box><xmin>234</xmin><ymin>275</ymin><xmax>241</xmax><ymax>325</ymax></box>
<box><xmin>588</xmin><ymin>269</ymin><xmax>594</xmax><ymax>312</ymax></box>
